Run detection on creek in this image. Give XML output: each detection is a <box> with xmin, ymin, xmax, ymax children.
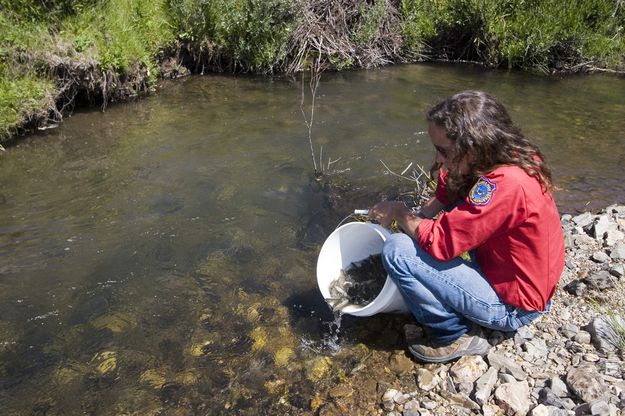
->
<box><xmin>0</xmin><ymin>63</ymin><xmax>624</xmax><ymax>414</ymax></box>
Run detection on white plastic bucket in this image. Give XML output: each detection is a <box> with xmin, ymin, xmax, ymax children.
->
<box><xmin>316</xmin><ymin>222</ymin><xmax>409</xmax><ymax>316</ymax></box>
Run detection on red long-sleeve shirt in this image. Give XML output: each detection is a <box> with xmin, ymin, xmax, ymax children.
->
<box><xmin>417</xmin><ymin>166</ymin><xmax>565</xmax><ymax>311</ymax></box>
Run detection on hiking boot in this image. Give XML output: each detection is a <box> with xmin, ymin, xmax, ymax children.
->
<box><xmin>407</xmin><ymin>325</ymin><xmax>491</xmax><ymax>363</ymax></box>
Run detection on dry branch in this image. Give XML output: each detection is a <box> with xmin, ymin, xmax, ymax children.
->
<box><xmin>287</xmin><ymin>0</ymin><xmax>407</xmax><ymax>73</ymax></box>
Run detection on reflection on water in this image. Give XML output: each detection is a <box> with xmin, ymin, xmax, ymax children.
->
<box><xmin>1</xmin><ymin>64</ymin><xmax>624</xmax><ymax>414</ymax></box>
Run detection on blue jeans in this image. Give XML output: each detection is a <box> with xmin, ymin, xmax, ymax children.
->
<box><xmin>382</xmin><ymin>233</ymin><xmax>547</xmax><ymax>345</ymax></box>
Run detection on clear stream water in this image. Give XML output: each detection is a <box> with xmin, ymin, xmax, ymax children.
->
<box><xmin>1</xmin><ymin>63</ymin><xmax>624</xmax><ymax>414</ymax></box>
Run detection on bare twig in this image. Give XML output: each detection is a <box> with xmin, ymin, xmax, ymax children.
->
<box><xmin>379</xmin><ymin>159</ymin><xmax>434</xmax><ymax>205</ymax></box>
<box><xmin>400</xmin><ymin>162</ymin><xmax>413</xmax><ymax>176</ymax></box>
<box><xmin>300</xmin><ymin>41</ymin><xmax>329</xmax><ymax>174</ymax></box>
<box><xmin>327</xmin><ymin>156</ymin><xmax>342</xmax><ymax>170</ymax></box>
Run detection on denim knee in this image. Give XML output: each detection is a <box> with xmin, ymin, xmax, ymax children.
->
<box><xmin>382</xmin><ymin>233</ymin><xmax>417</xmax><ymax>277</ymax></box>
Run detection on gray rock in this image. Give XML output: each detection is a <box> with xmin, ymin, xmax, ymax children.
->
<box><xmin>547</xmin><ymin>408</ymin><xmax>570</xmax><ymax>416</ymax></box>
<box><xmin>524</xmin><ymin>338</ymin><xmax>550</xmax><ymax>360</ymax></box>
<box><xmin>421</xmin><ymin>399</ymin><xmax>437</xmax><ymax>410</ymax></box>
<box><xmin>593</xmin><ymin>215</ymin><xmax>611</xmax><ymax>240</ymax></box>
<box><xmin>609</xmin><ymin>242</ymin><xmax>625</xmax><ymax>259</ymax></box>
<box><xmin>586</xmin><ymin>270</ymin><xmax>616</xmax><ymax>290</ymax></box>
<box><xmin>602</xmin><ymin>360</ymin><xmax>623</xmax><ymax>378</ymax></box>
<box><xmin>564</xmin><ymin>280</ymin><xmax>587</xmax><ymax>297</ymax></box>
<box><xmin>592</xmin><ymin>251</ymin><xmax>611</xmax><ymax>263</ymax></box>
<box><xmin>608</xmin><ymin>205</ymin><xmax>625</xmax><ymax>216</ymax></box>
<box><xmin>566</xmin><ymin>366</ymin><xmax>608</xmax><ymax>403</ymax></box>
<box><xmin>604</xmin><ymin>229</ymin><xmax>625</xmax><ymax>247</ymax></box>
<box><xmin>530</xmin><ymin>404</ymin><xmax>550</xmax><ymax>416</ymax></box>
<box><xmin>483</xmin><ymin>403</ymin><xmax>504</xmax><ymax>416</ymax></box>
<box><xmin>516</xmin><ymin>326</ymin><xmax>536</xmax><ymax>340</ymax></box>
<box><xmin>560</xmin><ymin>323</ymin><xmax>580</xmax><ymax>339</ymax></box>
<box><xmin>589</xmin><ymin>399</ymin><xmax>611</xmax><ymax>416</ymax></box>
<box><xmin>382</xmin><ymin>388</ymin><xmax>399</xmax><ymax>411</ymax></box>
<box><xmin>575</xmin><ymin>233</ymin><xmax>596</xmax><ymax>247</ymax></box>
<box><xmin>549</xmin><ymin>376</ymin><xmax>570</xmax><ymax>398</ymax></box>
<box><xmin>495</xmin><ymin>381</ymin><xmax>531</xmax><ymax>416</ymax></box>
<box><xmin>538</xmin><ymin>387</ymin><xmax>565</xmax><ymax>408</ymax></box>
<box><xmin>416</xmin><ymin>368</ymin><xmax>440</xmax><ymax>392</ymax></box>
<box><xmin>449</xmin><ymin>355</ymin><xmax>488</xmax><ymax>385</ymax></box>
<box><xmin>561</xmin><ymin>397</ymin><xmax>577</xmax><ymax>410</ymax></box>
<box><xmin>586</xmin><ymin>316</ymin><xmax>625</xmax><ymax>353</ymax></box>
<box><xmin>377</xmin><ymin>381</ymin><xmax>392</xmax><ymax>396</ymax></box>
<box><xmin>609</xmin><ymin>264</ymin><xmax>624</xmax><ymax>278</ymax></box>
<box><xmin>474</xmin><ymin>367</ymin><xmax>498</xmax><ymax>405</ymax></box>
<box><xmin>487</xmin><ymin>350</ymin><xmax>528</xmax><ymax>381</ymax></box>
<box><xmin>573</xmin><ymin>330</ymin><xmax>592</xmax><ymax>344</ymax></box>
<box><xmin>531</xmin><ymin>404</ymin><xmax>569</xmax><ymax>416</ymax></box>
<box><xmin>572</xmin><ymin>212</ymin><xmax>594</xmax><ymax>229</ymax></box>
<box><xmin>393</xmin><ymin>391</ymin><xmax>410</xmax><ymax>405</ymax></box>
<box><xmin>499</xmin><ymin>373</ymin><xmax>517</xmax><ymax>384</ymax></box>
<box><xmin>448</xmin><ymin>392</ymin><xmax>480</xmax><ymax>411</ymax></box>
<box><xmin>402</xmin><ymin>399</ymin><xmax>420</xmax><ymax>416</ymax></box>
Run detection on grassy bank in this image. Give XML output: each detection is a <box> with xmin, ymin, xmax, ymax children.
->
<box><xmin>1</xmin><ymin>0</ymin><xmax>624</xmax><ymax>146</ymax></box>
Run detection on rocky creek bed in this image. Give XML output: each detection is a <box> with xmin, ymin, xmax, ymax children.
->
<box><xmin>308</xmin><ymin>204</ymin><xmax>625</xmax><ymax>416</ymax></box>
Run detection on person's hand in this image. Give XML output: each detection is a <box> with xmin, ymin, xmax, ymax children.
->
<box><xmin>368</xmin><ymin>201</ymin><xmax>404</xmax><ymax>228</ymax></box>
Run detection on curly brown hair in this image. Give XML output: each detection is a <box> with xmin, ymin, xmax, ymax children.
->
<box><xmin>426</xmin><ymin>90</ymin><xmax>554</xmax><ymax>200</ymax></box>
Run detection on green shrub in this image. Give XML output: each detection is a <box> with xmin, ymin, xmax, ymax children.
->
<box><xmin>399</xmin><ymin>0</ymin><xmax>438</xmax><ymax>55</ymax></box>
<box><xmin>400</xmin><ymin>0</ymin><xmax>625</xmax><ymax>70</ymax></box>
<box><xmin>352</xmin><ymin>0</ymin><xmax>388</xmax><ymax>47</ymax></box>
<box><xmin>166</xmin><ymin>0</ymin><xmax>296</xmax><ymax>73</ymax></box>
<box><xmin>470</xmin><ymin>0</ymin><xmax>624</xmax><ymax>70</ymax></box>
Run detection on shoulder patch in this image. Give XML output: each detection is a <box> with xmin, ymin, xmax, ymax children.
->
<box><xmin>469</xmin><ymin>177</ymin><xmax>497</xmax><ymax>206</ymax></box>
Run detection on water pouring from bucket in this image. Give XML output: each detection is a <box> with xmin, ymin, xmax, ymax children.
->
<box><xmin>316</xmin><ymin>219</ymin><xmax>409</xmax><ymax>317</ymax></box>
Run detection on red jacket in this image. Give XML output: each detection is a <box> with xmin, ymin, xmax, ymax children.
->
<box><xmin>417</xmin><ymin>166</ymin><xmax>565</xmax><ymax>311</ymax></box>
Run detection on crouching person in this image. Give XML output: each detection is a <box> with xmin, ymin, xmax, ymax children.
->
<box><xmin>369</xmin><ymin>90</ymin><xmax>565</xmax><ymax>363</ymax></box>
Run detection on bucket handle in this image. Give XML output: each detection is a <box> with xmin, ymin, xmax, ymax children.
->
<box><xmin>335</xmin><ymin>209</ymin><xmax>370</xmax><ymax>229</ymax></box>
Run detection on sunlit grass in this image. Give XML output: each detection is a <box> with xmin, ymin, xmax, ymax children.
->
<box><xmin>608</xmin><ymin>314</ymin><xmax>625</xmax><ymax>354</ymax></box>
<box><xmin>0</xmin><ymin>64</ymin><xmax>55</xmax><ymax>143</ymax></box>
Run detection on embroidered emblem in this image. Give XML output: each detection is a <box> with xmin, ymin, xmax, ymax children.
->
<box><xmin>469</xmin><ymin>177</ymin><xmax>496</xmax><ymax>206</ymax></box>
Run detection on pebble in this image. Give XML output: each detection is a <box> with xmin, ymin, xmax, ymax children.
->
<box><xmin>592</xmin><ymin>251</ymin><xmax>611</xmax><ymax>263</ymax></box>
<box><xmin>495</xmin><ymin>381</ymin><xmax>531</xmax><ymax>415</ymax></box>
<box><xmin>610</xmin><ymin>242</ymin><xmax>625</xmax><ymax>259</ymax></box>
<box><xmin>574</xmin><ymin>330</ymin><xmax>591</xmax><ymax>344</ymax></box>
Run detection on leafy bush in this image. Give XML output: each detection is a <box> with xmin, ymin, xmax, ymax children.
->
<box><xmin>401</xmin><ymin>0</ymin><xmax>625</xmax><ymax>70</ymax></box>
<box><xmin>352</xmin><ymin>0</ymin><xmax>388</xmax><ymax>47</ymax></box>
<box><xmin>166</xmin><ymin>0</ymin><xmax>296</xmax><ymax>73</ymax></box>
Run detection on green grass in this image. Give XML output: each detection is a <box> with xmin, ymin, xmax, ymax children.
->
<box><xmin>60</xmin><ymin>0</ymin><xmax>175</xmax><ymax>76</ymax></box>
<box><xmin>400</xmin><ymin>0</ymin><xmax>625</xmax><ymax>70</ymax></box>
<box><xmin>0</xmin><ymin>0</ymin><xmax>175</xmax><ymax>143</ymax></box>
<box><xmin>608</xmin><ymin>314</ymin><xmax>625</xmax><ymax>354</ymax></box>
<box><xmin>166</xmin><ymin>0</ymin><xmax>296</xmax><ymax>73</ymax></box>
<box><xmin>0</xmin><ymin>64</ymin><xmax>55</xmax><ymax>143</ymax></box>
